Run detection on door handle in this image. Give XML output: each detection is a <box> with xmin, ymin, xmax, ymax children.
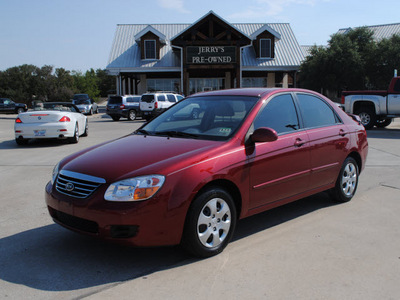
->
<box><xmin>294</xmin><ymin>138</ymin><xmax>306</xmax><ymax>147</ymax></box>
<box><xmin>339</xmin><ymin>129</ymin><xmax>348</xmax><ymax>136</ymax></box>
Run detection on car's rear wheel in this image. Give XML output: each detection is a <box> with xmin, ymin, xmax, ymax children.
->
<box><xmin>355</xmin><ymin>108</ymin><xmax>376</xmax><ymax>129</ymax></box>
<box><xmin>128</xmin><ymin>110</ymin><xmax>136</xmax><ymax>121</ymax></box>
<box><xmin>15</xmin><ymin>138</ymin><xmax>29</xmax><ymax>145</ymax></box>
<box><xmin>181</xmin><ymin>187</ymin><xmax>236</xmax><ymax>258</ymax></box>
<box><xmin>82</xmin><ymin>120</ymin><xmax>88</xmax><ymax>137</ymax></box>
<box><xmin>330</xmin><ymin>157</ymin><xmax>359</xmax><ymax>203</ymax></box>
<box><xmin>68</xmin><ymin>124</ymin><xmax>79</xmax><ymax>144</ymax></box>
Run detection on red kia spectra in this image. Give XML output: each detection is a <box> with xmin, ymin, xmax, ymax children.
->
<box><xmin>45</xmin><ymin>88</ymin><xmax>368</xmax><ymax>257</ymax></box>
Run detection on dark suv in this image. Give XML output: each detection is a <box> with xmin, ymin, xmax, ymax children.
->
<box><xmin>0</xmin><ymin>98</ymin><xmax>27</xmax><ymax>114</ymax></box>
<box><xmin>106</xmin><ymin>95</ymin><xmax>142</xmax><ymax>121</ymax></box>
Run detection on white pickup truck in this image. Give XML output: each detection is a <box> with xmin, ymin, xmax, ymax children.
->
<box><xmin>341</xmin><ymin>76</ymin><xmax>400</xmax><ymax>129</ymax></box>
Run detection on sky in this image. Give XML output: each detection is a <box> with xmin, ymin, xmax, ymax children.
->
<box><xmin>0</xmin><ymin>0</ymin><xmax>399</xmax><ymax>72</ymax></box>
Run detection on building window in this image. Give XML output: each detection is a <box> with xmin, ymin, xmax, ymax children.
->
<box><xmin>242</xmin><ymin>77</ymin><xmax>267</xmax><ymax>87</ymax></box>
<box><xmin>147</xmin><ymin>79</ymin><xmax>180</xmax><ymax>92</ymax></box>
<box><xmin>260</xmin><ymin>39</ymin><xmax>271</xmax><ymax>58</ymax></box>
<box><xmin>189</xmin><ymin>78</ymin><xmax>225</xmax><ymax>95</ymax></box>
<box><xmin>144</xmin><ymin>40</ymin><xmax>156</xmax><ymax>59</ymax></box>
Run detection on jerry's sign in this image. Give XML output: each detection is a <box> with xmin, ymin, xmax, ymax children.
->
<box><xmin>187</xmin><ymin>46</ymin><xmax>236</xmax><ymax>64</ymax></box>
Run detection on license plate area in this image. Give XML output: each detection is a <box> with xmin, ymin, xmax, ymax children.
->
<box><xmin>34</xmin><ymin>130</ymin><xmax>46</xmax><ymax>136</ymax></box>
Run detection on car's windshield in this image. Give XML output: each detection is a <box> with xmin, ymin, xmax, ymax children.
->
<box><xmin>138</xmin><ymin>95</ymin><xmax>258</xmax><ymax>141</ymax></box>
<box><xmin>74</xmin><ymin>99</ymin><xmax>91</xmax><ymax>105</ymax></box>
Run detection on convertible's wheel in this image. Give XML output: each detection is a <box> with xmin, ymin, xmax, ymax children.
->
<box><xmin>68</xmin><ymin>124</ymin><xmax>79</xmax><ymax>144</ymax></box>
<box><xmin>330</xmin><ymin>157</ymin><xmax>359</xmax><ymax>203</ymax></box>
<box><xmin>82</xmin><ymin>120</ymin><xmax>88</xmax><ymax>137</ymax></box>
<box><xmin>182</xmin><ymin>187</ymin><xmax>236</xmax><ymax>258</ymax></box>
<box><xmin>128</xmin><ymin>110</ymin><xmax>136</xmax><ymax>121</ymax></box>
<box><xmin>15</xmin><ymin>138</ymin><xmax>29</xmax><ymax>145</ymax></box>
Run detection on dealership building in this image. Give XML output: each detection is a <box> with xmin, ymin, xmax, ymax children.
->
<box><xmin>106</xmin><ymin>11</ymin><xmax>308</xmax><ymax>96</ymax></box>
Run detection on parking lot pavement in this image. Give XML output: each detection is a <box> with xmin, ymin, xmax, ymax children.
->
<box><xmin>1</xmin><ymin>114</ymin><xmax>399</xmax><ymax>299</ymax></box>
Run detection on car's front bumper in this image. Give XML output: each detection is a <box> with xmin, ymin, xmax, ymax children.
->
<box><xmin>45</xmin><ymin>181</ymin><xmax>185</xmax><ymax>247</ymax></box>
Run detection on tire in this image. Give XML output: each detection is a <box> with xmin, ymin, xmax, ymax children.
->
<box><xmin>68</xmin><ymin>124</ymin><xmax>79</xmax><ymax>144</ymax></box>
<box><xmin>89</xmin><ymin>108</ymin><xmax>93</xmax><ymax>115</ymax></box>
<box><xmin>82</xmin><ymin>120</ymin><xmax>88</xmax><ymax>137</ymax></box>
<box><xmin>128</xmin><ymin>110</ymin><xmax>136</xmax><ymax>121</ymax></box>
<box><xmin>330</xmin><ymin>157</ymin><xmax>359</xmax><ymax>203</ymax></box>
<box><xmin>15</xmin><ymin>138</ymin><xmax>29</xmax><ymax>145</ymax></box>
<box><xmin>181</xmin><ymin>187</ymin><xmax>237</xmax><ymax>258</ymax></box>
<box><xmin>355</xmin><ymin>108</ymin><xmax>376</xmax><ymax>130</ymax></box>
<box><xmin>16</xmin><ymin>108</ymin><xmax>25</xmax><ymax>114</ymax></box>
<box><xmin>111</xmin><ymin>116</ymin><xmax>120</xmax><ymax>121</ymax></box>
<box><xmin>375</xmin><ymin>118</ymin><xmax>392</xmax><ymax>128</ymax></box>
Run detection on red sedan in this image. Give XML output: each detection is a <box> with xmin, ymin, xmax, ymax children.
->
<box><xmin>45</xmin><ymin>88</ymin><xmax>368</xmax><ymax>257</ymax></box>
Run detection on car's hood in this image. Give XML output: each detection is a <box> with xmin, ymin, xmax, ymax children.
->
<box><xmin>61</xmin><ymin>134</ymin><xmax>222</xmax><ymax>182</ymax></box>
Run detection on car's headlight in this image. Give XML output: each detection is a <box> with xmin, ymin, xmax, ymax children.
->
<box><xmin>52</xmin><ymin>162</ymin><xmax>60</xmax><ymax>184</ymax></box>
<box><xmin>104</xmin><ymin>175</ymin><xmax>165</xmax><ymax>202</ymax></box>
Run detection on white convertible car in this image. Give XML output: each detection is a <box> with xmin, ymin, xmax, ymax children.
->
<box><xmin>14</xmin><ymin>102</ymin><xmax>88</xmax><ymax>145</ymax></box>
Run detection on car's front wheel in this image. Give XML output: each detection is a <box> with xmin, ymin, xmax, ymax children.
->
<box><xmin>330</xmin><ymin>157</ymin><xmax>359</xmax><ymax>203</ymax></box>
<box><xmin>375</xmin><ymin>118</ymin><xmax>392</xmax><ymax>128</ymax></box>
<box><xmin>181</xmin><ymin>187</ymin><xmax>236</xmax><ymax>258</ymax></box>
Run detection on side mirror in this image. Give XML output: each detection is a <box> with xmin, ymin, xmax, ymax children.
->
<box><xmin>251</xmin><ymin>127</ymin><xmax>278</xmax><ymax>143</ymax></box>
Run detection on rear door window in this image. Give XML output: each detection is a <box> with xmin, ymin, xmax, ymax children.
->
<box><xmin>296</xmin><ymin>93</ymin><xmax>340</xmax><ymax>128</ymax></box>
<box><xmin>157</xmin><ymin>95</ymin><xmax>166</xmax><ymax>102</ymax></box>
<box><xmin>167</xmin><ymin>94</ymin><xmax>176</xmax><ymax>102</ymax></box>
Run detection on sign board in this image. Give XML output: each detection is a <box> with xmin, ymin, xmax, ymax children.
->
<box><xmin>187</xmin><ymin>46</ymin><xmax>236</xmax><ymax>64</ymax></box>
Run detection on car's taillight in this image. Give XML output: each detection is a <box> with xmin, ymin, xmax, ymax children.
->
<box><xmin>120</xmin><ymin>104</ymin><xmax>125</xmax><ymax>109</ymax></box>
<box><xmin>15</xmin><ymin>118</ymin><xmax>22</xmax><ymax>123</ymax></box>
<box><xmin>59</xmin><ymin>116</ymin><xmax>71</xmax><ymax>122</ymax></box>
<box><xmin>154</xmin><ymin>102</ymin><xmax>158</xmax><ymax>109</ymax></box>
<box><xmin>341</xmin><ymin>95</ymin><xmax>345</xmax><ymax>104</ymax></box>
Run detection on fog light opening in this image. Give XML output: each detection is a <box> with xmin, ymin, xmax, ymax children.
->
<box><xmin>110</xmin><ymin>225</ymin><xmax>138</xmax><ymax>238</ymax></box>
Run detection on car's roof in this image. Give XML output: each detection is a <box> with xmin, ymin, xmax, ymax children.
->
<box><xmin>188</xmin><ymin>88</ymin><xmax>315</xmax><ymax>98</ymax></box>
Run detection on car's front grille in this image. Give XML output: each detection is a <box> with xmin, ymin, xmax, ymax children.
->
<box><xmin>49</xmin><ymin>207</ymin><xmax>98</xmax><ymax>234</ymax></box>
<box><xmin>55</xmin><ymin>170</ymin><xmax>106</xmax><ymax>198</ymax></box>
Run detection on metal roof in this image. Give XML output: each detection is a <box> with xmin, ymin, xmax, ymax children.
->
<box><xmin>338</xmin><ymin>23</ymin><xmax>400</xmax><ymax>41</ymax></box>
<box><xmin>107</xmin><ymin>22</ymin><xmax>306</xmax><ymax>73</ymax></box>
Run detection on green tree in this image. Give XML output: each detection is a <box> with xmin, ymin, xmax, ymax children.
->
<box><xmin>96</xmin><ymin>68</ymin><xmax>115</xmax><ymax>97</ymax></box>
<box><xmin>300</xmin><ymin>27</ymin><xmax>381</xmax><ymax>95</ymax></box>
<box><xmin>368</xmin><ymin>34</ymin><xmax>400</xmax><ymax>89</ymax></box>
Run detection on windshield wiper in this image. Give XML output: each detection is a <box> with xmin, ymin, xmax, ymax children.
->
<box><xmin>154</xmin><ymin>130</ymin><xmax>199</xmax><ymax>139</ymax></box>
<box><xmin>135</xmin><ymin>129</ymin><xmax>151</xmax><ymax>135</ymax></box>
